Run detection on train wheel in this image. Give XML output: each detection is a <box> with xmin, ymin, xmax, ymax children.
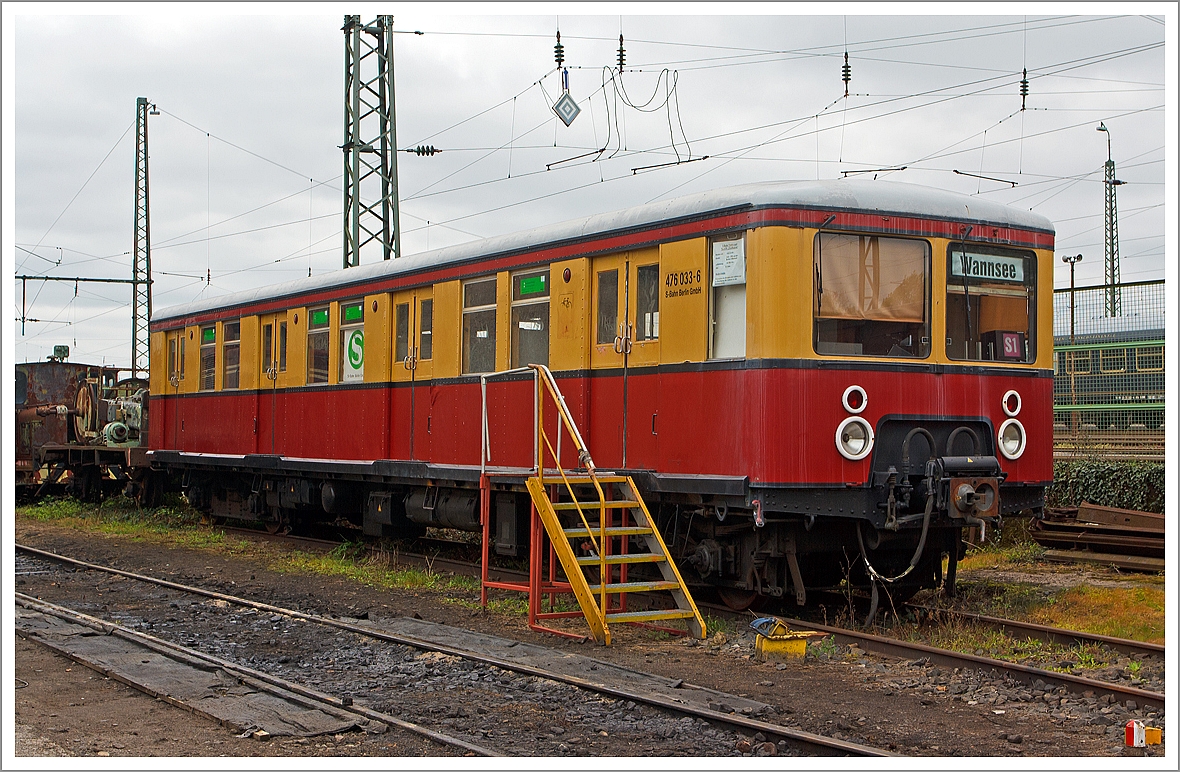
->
<box><xmin>718</xmin><ymin>588</ymin><xmax>760</xmax><ymax>612</ymax></box>
<box><xmin>265</xmin><ymin>519</ymin><xmax>289</xmax><ymax>535</ymax></box>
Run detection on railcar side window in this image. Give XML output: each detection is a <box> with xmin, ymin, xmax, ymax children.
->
<box><xmin>167</xmin><ymin>332</ymin><xmax>186</xmax><ymax>384</ymax></box>
<box><xmin>307</xmin><ymin>307</ymin><xmax>330</xmax><ymax>384</ymax></box>
<box><xmin>463</xmin><ymin>278</ymin><xmax>497</xmax><ymax>374</ymax></box>
<box><xmin>222</xmin><ymin>321</ymin><xmax>241</xmax><ymax>389</ymax></box>
<box><xmin>278</xmin><ymin>321</ymin><xmax>288</xmax><ymax>373</ymax></box>
<box><xmin>511</xmin><ymin>269</ymin><xmax>550</xmax><ymax>367</ymax></box>
<box><xmin>419</xmin><ymin>299</ymin><xmax>433</xmax><ymax>360</ymax></box>
<box><xmin>340</xmin><ymin>301</ymin><xmax>365</xmax><ymax>382</ymax></box>
<box><xmin>1100</xmin><ymin>348</ymin><xmax>1126</xmax><ymax>373</ymax></box>
<box><xmin>946</xmin><ymin>246</ymin><xmax>1035</xmax><ymax>362</ymax></box>
<box><xmin>814</xmin><ymin>233</ymin><xmax>929</xmax><ymax>358</ymax></box>
<box><xmin>1137</xmin><ymin>346</ymin><xmax>1163</xmax><ymax>372</ymax></box>
<box><xmin>199</xmin><ymin>326</ymin><xmax>216</xmax><ymax>390</ymax></box>
<box><xmin>636</xmin><ymin>264</ymin><xmax>660</xmax><ymax>341</ymax></box>
<box><xmin>710</xmin><ymin>233</ymin><xmax>746</xmax><ymax>359</ymax></box>
<box><xmin>596</xmin><ymin>270</ymin><xmax>618</xmax><ymax>345</ymax></box>
<box><xmin>395</xmin><ymin>303</ymin><xmax>410</xmax><ymax>363</ymax></box>
<box><xmin>1066</xmin><ymin>350</ymin><xmax>1090</xmax><ymax>375</ymax></box>
<box><xmin>15</xmin><ymin>369</ymin><xmax>27</xmax><ymax>406</ymax></box>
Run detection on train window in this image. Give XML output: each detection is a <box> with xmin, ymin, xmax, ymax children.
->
<box><xmin>1100</xmin><ymin>348</ymin><xmax>1126</xmax><ymax>373</ymax></box>
<box><xmin>307</xmin><ymin>306</ymin><xmax>330</xmax><ymax>384</ymax></box>
<box><xmin>395</xmin><ymin>303</ymin><xmax>410</xmax><ymax>363</ymax></box>
<box><xmin>511</xmin><ymin>269</ymin><xmax>550</xmax><ymax>367</ymax></box>
<box><xmin>222</xmin><ymin>321</ymin><xmax>241</xmax><ymax>389</ymax></box>
<box><xmin>199</xmin><ymin>326</ymin><xmax>216</xmax><ymax>390</ymax></box>
<box><xmin>814</xmin><ymin>233</ymin><xmax>929</xmax><ymax>358</ymax></box>
<box><xmin>945</xmin><ymin>246</ymin><xmax>1035</xmax><ymax>363</ymax></box>
<box><xmin>710</xmin><ymin>234</ymin><xmax>746</xmax><ymax>359</ymax></box>
<box><xmin>596</xmin><ymin>270</ymin><xmax>618</xmax><ymax>345</ymax></box>
<box><xmin>463</xmin><ymin>277</ymin><xmax>498</xmax><ymax>374</ymax></box>
<box><xmin>635</xmin><ymin>263</ymin><xmax>660</xmax><ymax>341</ymax></box>
<box><xmin>16</xmin><ymin>369</ymin><xmax>27</xmax><ymax>406</ymax></box>
<box><xmin>340</xmin><ymin>301</ymin><xmax>365</xmax><ymax>382</ymax></box>
<box><xmin>167</xmin><ymin>331</ymin><xmax>186</xmax><ymax>383</ymax></box>
<box><xmin>419</xmin><ymin>299</ymin><xmax>433</xmax><ymax>360</ymax></box>
<box><xmin>1136</xmin><ymin>346</ymin><xmax>1163</xmax><ymax>372</ymax></box>
<box><xmin>278</xmin><ymin>321</ymin><xmax>287</xmax><ymax>373</ymax></box>
<box><xmin>1066</xmin><ymin>350</ymin><xmax>1090</xmax><ymax>375</ymax></box>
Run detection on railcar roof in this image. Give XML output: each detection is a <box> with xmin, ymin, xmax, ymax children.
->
<box><xmin>154</xmin><ymin>178</ymin><xmax>1055</xmax><ymax>323</ymax></box>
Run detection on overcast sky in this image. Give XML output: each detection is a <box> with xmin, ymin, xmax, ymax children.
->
<box><xmin>4</xmin><ymin>4</ymin><xmax>1174</xmax><ymax>367</ymax></box>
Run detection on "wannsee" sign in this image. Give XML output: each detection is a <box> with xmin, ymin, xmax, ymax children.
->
<box><xmin>950</xmin><ymin>251</ymin><xmax>1025</xmax><ymax>283</ymax></box>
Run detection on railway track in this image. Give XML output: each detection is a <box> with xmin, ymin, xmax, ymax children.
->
<box><xmin>213</xmin><ymin>525</ymin><xmax>1165</xmax><ymax>711</ymax></box>
<box><xmin>14</xmin><ymin>543</ymin><xmax>889</xmax><ymax>757</ymax></box>
<box><xmin>15</xmin><ymin>593</ymin><xmax>497</xmax><ymax>756</ymax></box>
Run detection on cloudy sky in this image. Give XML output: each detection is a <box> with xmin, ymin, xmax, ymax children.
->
<box><xmin>4</xmin><ymin>4</ymin><xmax>1173</xmax><ymax>367</ymax></box>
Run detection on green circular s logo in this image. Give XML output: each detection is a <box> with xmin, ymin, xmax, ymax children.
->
<box><xmin>347</xmin><ymin>329</ymin><xmax>365</xmax><ymax>368</ymax></box>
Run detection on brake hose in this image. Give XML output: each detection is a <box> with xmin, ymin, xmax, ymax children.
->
<box><xmin>857</xmin><ymin>492</ymin><xmax>934</xmax><ymax>584</ymax></box>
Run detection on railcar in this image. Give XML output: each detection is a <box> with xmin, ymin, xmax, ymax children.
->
<box><xmin>147</xmin><ymin>179</ymin><xmax>1054</xmax><ymax>607</ymax></box>
<box><xmin>15</xmin><ymin>358</ymin><xmax>150</xmax><ymax>502</ymax></box>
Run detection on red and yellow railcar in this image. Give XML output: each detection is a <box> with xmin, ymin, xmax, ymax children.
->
<box><xmin>148</xmin><ymin>179</ymin><xmax>1054</xmax><ymax>605</ymax></box>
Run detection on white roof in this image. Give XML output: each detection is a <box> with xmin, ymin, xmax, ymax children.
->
<box><xmin>154</xmin><ymin>178</ymin><xmax>1054</xmax><ymax>323</ymax></box>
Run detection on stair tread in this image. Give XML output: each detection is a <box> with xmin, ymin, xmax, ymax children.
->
<box><xmin>551</xmin><ymin>500</ymin><xmax>640</xmax><ymax>510</ymax></box>
<box><xmin>562</xmin><ymin>526</ymin><xmax>652</xmax><ymax>537</ymax></box>
<box><xmin>586</xmin><ymin>580</ymin><xmax>681</xmax><ymax>592</ymax></box>
<box><xmin>576</xmin><ymin>553</ymin><xmax>664</xmax><ymax>565</ymax></box>
<box><xmin>540</xmin><ymin>475</ymin><xmax>630</xmax><ymax>485</ymax></box>
<box><xmin>605</xmin><ymin>609</ymin><xmax>696</xmax><ymax>623</ymax></box>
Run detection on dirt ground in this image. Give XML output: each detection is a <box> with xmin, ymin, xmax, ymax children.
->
<box><xmin>10</xmin><ymin>517</ymin><xmax>1166</xmax><ymax>759</ymax></box>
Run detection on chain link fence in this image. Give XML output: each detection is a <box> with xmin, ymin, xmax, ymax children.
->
<box><xmin>1053</xmin><ymin>280</ymin><xmax>1164</xmax><ymax>460</ymax></box>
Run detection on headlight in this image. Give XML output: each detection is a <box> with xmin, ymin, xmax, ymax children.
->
<box><xmin>1002</xmin><ymin>389</ymin><xmax>1022</xmax><ymax>417</ymax></box>
<box><xmin>997</xmin><ymin>418</ymin><xmax>1026</xmax><ymax>460</ymax></box>
<box><xmin>836</xmin><ymin>416</ymin><xmax>875</xmax><ymax>461</ymax></box>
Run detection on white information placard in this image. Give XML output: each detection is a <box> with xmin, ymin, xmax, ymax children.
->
<box><xmin>711</xmin><ymin>238</ymin><xmax>745</xmax><ymax>287</ymax></box>
<box><xmin>342</xmin><ymin>329</ymin><xmax>365</xmax><ymax>382</ymax></box>
<box><xmin>950</xmin><ymin>251</ymin><xmax>1025</xmax><ymax>283</ymax></box>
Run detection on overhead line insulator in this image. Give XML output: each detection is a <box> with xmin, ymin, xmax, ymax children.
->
<box><xmin>409</xmin><ymin>145</ymin><xmax>440</xmax><ymax>157</ymax></box>
<box><xmin>554</xmin><ymin>30</ymin><xmax>564</xmax><ymax>69</ymax></box>
<box><xmin>1020</xmin><ymin>68</ymin><xmax>1029</xmax><ymax>111</ymax></box>
<box><xmin>842</xmin><ymin>51</ymin><xmax>851</xmax><ymax>98</ymax></box>
<box><xmin>617</xmin><ymin>34</ymin><xmax>626</xmax><ymax>71</ymax></box>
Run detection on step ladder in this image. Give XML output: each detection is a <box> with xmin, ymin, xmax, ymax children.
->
<box><xmin>527</xmin><ymin>472</ymin><xmax>705</xmax><ymax>645</ymax></box>
<box><xmin>478</xmin><ymin>364</ymin><xmax>706</xmax><ymax>646</ymax></box>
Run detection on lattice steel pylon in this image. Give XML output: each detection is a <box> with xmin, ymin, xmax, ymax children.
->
<box><xmin>342</xmin><ymin>14</ymin><xmax>401</xmax><ymax>268</ymax></box>
<box><xmin>1098</xmin><ymin>122</ymin><xmax>1122</xmax><ymax>317</ymax></box>
<box><xmin>131</xmin><ymin>96</ymin><xmax>154</xmax><ymax>377</ymax></box>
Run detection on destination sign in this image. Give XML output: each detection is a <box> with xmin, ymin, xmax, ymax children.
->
<box><xmin>950</xmin><ymin>251</ymin><xmax>1025</xmax><ymax>282</ymax></box>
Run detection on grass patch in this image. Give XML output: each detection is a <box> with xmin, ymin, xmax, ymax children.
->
<box><xmin>1026</xmin><ymin>585</ymin><xmax>1165</xmax><ymax>644</ymax></box>
<box><xmin>280</xmin><ymin>542</ymin><xmax>481</xmax><ymax>595</ymax></box>
<box><xmin>900</xmin><ymin>621</ymin><xmax>1119</xmax><ymax>672</ymax></box>
<box><xmin>958</xmin><ymin>518</ymin><xmax>1045</xmax><ymax>571</ymax></box>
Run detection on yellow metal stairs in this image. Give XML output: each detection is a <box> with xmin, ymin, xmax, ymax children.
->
<box><xmin>525</xmin><ymin>472</ymin><xmax>706</xmax><ymax>646</ymax></box>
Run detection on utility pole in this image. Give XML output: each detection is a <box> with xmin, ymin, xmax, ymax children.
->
<box><xmin>132</xmin><ymin>97</ymin><xmax>156</xmax><ymax>378</ymax></box>
<box><xmin>342</xmin><ymin>14</ymin><xmax>401</xmax><ymax>268</ymax></box>
<box><xmin>1062</xmin><ymin>253</ymin><xmax>1083</xmax><ymax>436</ymax></box>
<box><xmin>1096</xmin><ymin>122</ymin><xmax>1123</xmax><ymax>317</ymax></box>
<box><xmin>1062</xmin><ymin>253</ymin><xmax>1083</xmax><ymax>344</ymax></box>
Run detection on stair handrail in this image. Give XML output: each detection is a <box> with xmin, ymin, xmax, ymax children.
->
<box><xmin>530</xmin><ymin>364</ymin><xmax>610</xmax><ymax>612</ymax></box>
<box><xmin>478</xmin><ymin>364</ymin><xmax>620</xmax><ymax>619</ymax></box>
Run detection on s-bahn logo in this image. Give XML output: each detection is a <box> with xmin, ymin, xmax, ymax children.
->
<box><xmin>344</xmin><ymin>329</ymin><xmax>365</xmax><ymax>382</ymax></box>
<box><xmin>951</xmin><ymin>250</ymin><xmax>1025</xmax><ymax>283</ymax></box>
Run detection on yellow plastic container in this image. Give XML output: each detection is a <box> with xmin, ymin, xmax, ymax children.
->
<box><xmin>751</xmin><ymin>618</ymin><xmax>821</xmax><ymax>662</ymax></box>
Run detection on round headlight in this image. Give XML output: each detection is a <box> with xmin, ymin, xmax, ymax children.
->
<box><xmin>997</xmin><ymin>418</ymin><xmax>1026</xmax><ymax>460</ymax></box>
<box><xmin>836</xmin><ymin>416</ymin><xmax>875</xmax><ymax>461</ymax></box>
<box><xmin>1002</xmin><ymin>389</ymin><xmax>1022</xmax><ymax>417</ymax></box>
